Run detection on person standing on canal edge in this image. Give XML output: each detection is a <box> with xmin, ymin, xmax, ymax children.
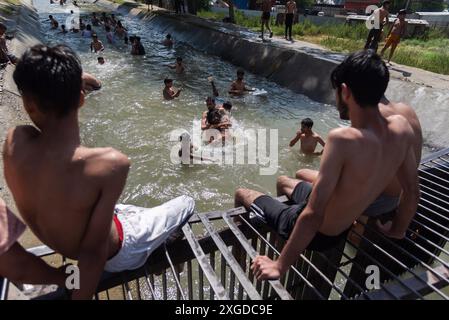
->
<box><xmin>261</xmin><ymin>0</ymin><xmax>274</xmax><ymax>40</ymax></box>
<box><xmin>285</xmin><ymin>0</ymin><xmax>297</xmax><ymax>41</ymax></box>
<box><xmin>364</xmin><ymin>0</ymin><xmax>390</xmax><ymax>52</ymax></box>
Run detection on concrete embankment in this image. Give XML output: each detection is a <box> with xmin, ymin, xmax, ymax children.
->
<box><xmin>0</xmin><ymin>0</ymin><xmax>43</xmax><ymax>227</ymax></box>
<box><xmin>98</xmin><ymin>0</ymin><xmax>449</xmax><ymax>151</ymax></box>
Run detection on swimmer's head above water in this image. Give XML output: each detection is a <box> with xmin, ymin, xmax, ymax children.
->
<box><xmin>300</xmin><ymin>117</ymin><xmax>313</xmax><ymax>133</ymax></box>
<box><xmin>237</xmin><ymin>69</ymin><xmax>245</xmax><ymax>80</ymax></box>
<box><xmin>205</xmin><ymin>96</ymin><xmax>216</xmax><ymax>110</ymax></box>
<box><xmin>97</xmin><ymin>56</ymin><xmax>105</xmax><ymax>65</ymax></box>
<box><xmin>164</xmin><ymin>78</ymin><xmax>173</xmax><ymax>87</ymax></box>
<box><xmin>223</xmin><ymin>101</ymin><xmax>232</xmax><ymax>112</ymax></box>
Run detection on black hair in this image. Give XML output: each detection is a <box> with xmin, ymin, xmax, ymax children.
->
<box><xmin>0</xmin><ymin>22</ymin><xmax>6</xmax><ymax>31</ymax></box>
<box><xmin>164</xmin><ymin>78</ymin><xmax>173</xmax><ymax>85</ymax></box>
<box><xmin>49</xmin><ymin>15</ymin><xmax>53</xmax><ymax>19</ymax></box>
<box><xmin>330</xmin><ymin>50</ymin><xmax>389</xmax><ymax>108</ymax></box>
<box><xmin>176</xmin><ymin>57</ymin><xmax>182</xmax><ymax>61</ymax></box>
<box><xmin>97</xmin><ymin>56</ymin><xmax>104</xmax><ymax>61</ymax></box>
<box><xmin>398</xmin><ymin>9</ymin><xmax>407</xmax><ymax>15</ymax></box>
<box><xmin>86</xmin><ymin>24</ymin><xmax>92</xmax><ymax>30</ymax></box>
<box><xmin>237</xmin><ymin>69</ymin><xmax>244</xmax><ymax>76</ymax></box>
<box><xmin>382</xmin><ymin>0</ymin><xmax>390</xmax><ymax>6</ymax></box>
<box><xmin>92</xmin><ymin>33</ymin><xmax>98</xmax><ymax>38</ymax></box>
<box><xmin>135</xmin><ymin>36</ymin><xmax>141</xmax><ymax>42</ymax></box>
<box><xmin>13</xmin><ymin>44</ymin><xmax>83</xmax><ymax>118</ymax></box>
<box><xmin>105</xmin><ymin>25</ymin><xmax>111</xmax><ymax>32</ymax></box>
<box><xmin>223</xmin><ymin>101</ymin><xmax>232</xmax><ymax>111</ymax></box>
<box><xmin>207</xmin><ymin>109</ymin><xmax>222</xmax><ymax>125</ymax></box>
<box><xmin>166</xmin><ymin>34</ymin><xmax>171</xmax><ymax>39</ymax></box>
<box><xmin>301</xmin><ymin>118</ymin><xmax>313</xmax><ymax>128</ymax></box>
<box><xmin>61</xmin><ymin>24</ymin><xmax>66</xmax><ymax>29</ymax></box>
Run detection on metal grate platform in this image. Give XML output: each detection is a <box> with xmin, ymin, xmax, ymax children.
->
<box><xmin>2</xmin><ymin>148</ymin><xmax>449</xmax><ymax>300</ymax></box>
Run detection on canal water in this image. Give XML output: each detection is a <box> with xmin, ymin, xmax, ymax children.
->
<box><xmin>33</xmin><ymin>0</ymin><xmax>342</xmax><ymax>214</ymax></box>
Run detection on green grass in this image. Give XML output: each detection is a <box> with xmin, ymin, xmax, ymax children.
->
<box><xmin>198</xmin><ymin>10</ymin><xmax>449</xmax><ymax>75</ymax></box>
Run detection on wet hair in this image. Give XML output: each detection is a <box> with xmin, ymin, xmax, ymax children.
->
<box><xmin>166</xmin><ymin>34</ymin><xmax>171</xmax><ymax>39</ymax></box>
<box><xmin>164</xmin><ymin>78</ymin><xmax>173</xmax><ymax>85</ymax></box>
<box><xmin>61</xmin><ymin>25</ymin><xmax>66</xmax><ymax>29</ymax></box>
<box><xmin>105</xmin><ymin>25</ymin><xmax>111</xmax><ymax>32</ymax></box>
<box><xmin>86</xmin><ymin>24</ymin><xmax>92</xmax><ymax>30</ymax></box>
<box><xmin>207</xmin><ymin>109</ymin><xmax>222</xmax><ymax>125</ymax></box>
<box><xmin>330</xmin><ymin>50</ymin><xmax>389</xmax><ymax>108</ymax></box>
<box><xmin>237</xmin><ymin>69</ymin><xmax>245</xmax><ymax>76</ymax></box>
<box><xmin>0</xmin><ymin>22</ymin><xmax>6</xmax><ymax>31</ymax></box>
<box><xmin>97</xmin><ymin>56</ymin><xmax>104</xmax><ymax>62</ymax></box>
<box><xmin>176</xmin><ymin>57</ymin><xmax>182</xmax><ymax>62</ymax></box>
<box><xmin>382</xmin><ymin>0</ymin><xmax>390</xmax><ymax>6</ymax></box>
<box><xmin>301</xmin><ymin>118</ymin><xmax>313</xmax><ymax>128</ymax></box>
<box><xmin>13</xmin><ymin>44</ymin><xmax>83</xmax><ymax>118</ymax></box>
<box><xmin>223</xmin><ymin>101</ymin><xmax>232</xmax><ymax>111</ymax></box>
<box><xmin>70</xmin><ymin>10</ymin><xmax>74</xmax><ymax>14</ymax></box>
<box><xmin>49</xmin><ymin>15</ymin><xmax>53</xmax><ymax>19</ymax></box>
<box><xmin>398</xmin><ymin>9</ymin><xmax>407</xmax><ymax>15</ymax></box>
<box><xmin>135</xmin><ymin>36</ymin><xmax>141</xmax><ymax>42</ymax></box>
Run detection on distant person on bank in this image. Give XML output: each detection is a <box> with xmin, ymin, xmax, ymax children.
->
<box><xmin>284</xmin><ymin>0</ymin><xmax>297</xmax><ymax>41</ymax></box>
<box><xmin>364</xmin><ymin>0</ymin><xmax>390</xmax><ymax>52</ymax></box>
<box><xmin>380</xmin><ymin>9</ymin><xmax>408</xmax><ymax>65</ymax></box>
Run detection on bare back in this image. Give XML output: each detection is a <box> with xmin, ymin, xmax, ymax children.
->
<box><xmin>3</xmin><ymin>126</ymin><xmax>128</xmax><ymax>259</ymax></box>
<box><xmin>379</xmin><ymin>101</ymin><xmax>422</xmax><ymax>196</ymax></box>
<box><xmin>318</xmin><ymin>114</ymin><xmax>415</xmax><ymax>235</ymax></box>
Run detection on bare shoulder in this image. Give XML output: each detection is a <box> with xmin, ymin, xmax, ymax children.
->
<box><xmin>327</xmin><ymin>127</ymin><xmax>360</xmax><ymax>142</ymax></box>
<box><xmin>386</xmin><ymin>114</ymin><xmax>414</xmax><ymax>138</ymax></box>
<box><xmin>81</xmin><ymin>147</ymin><xmax>130</xmax><ymax>178</ymax></box>
<box><xmin>3</xmin><ymin>126</ymin><xmax>39</xmax><ymax>156</ymax></box>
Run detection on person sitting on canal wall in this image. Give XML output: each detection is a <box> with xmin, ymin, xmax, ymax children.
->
<box><xmin>167</xmin><ymin>57</ymin><xmax>185</xmax><ymax>74</ymax></box>
<box><xmin>0</xmin><ymin>23</ymin><xmax>17</xmax><ymax>66</ymax></box>
<box><xmin>289</xmin><ymin>118</ymin><xmax>325</xmax><ymax>155</ymax></box>
<box><xmin>163</xmin><ymin>34</ymin><xmax>174</xmax><ymax>47</ymax></box>
<box><xmin>229</xmin><ymin>69</ymin><xmax>254</xmax><ymax>96</ymax></box>
<box><xmin>90</xmin><ymin>34</ymin><xmax>104</xmax><ymax>53</ymax></box>
<box><xmin>237</xmin><ymin>50</ymin><xmax>419</xmax><ymax>280</ymax></box>
<box><xmin>4</xmin><ymin>44</ymin><xmax>195</xmax><ymax>299</ymax></box>
<box><xmin>163</xmin><ymin>78</ymin><xmax>181</xmax><ymax>100</ymax></box>
<box><xmin>0</xmin><ymin>197</ymin><xmax>66</xmax><ymax>289</ymax></box>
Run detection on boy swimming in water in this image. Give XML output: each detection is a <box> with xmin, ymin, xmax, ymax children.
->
<box><xmin>163</xmin><ymin>78</ymin><xmax>181</xmax><ymax>100</ymax></box>
<box><xmin>380</xmin><ymin>9</ymin><xmax>407</xmax><ymax>64</ymax></box>
<box><xmin>97</xmin><ymin>56</ymin><xmax>105</xmax><ymax>65</ymax></box>
<box><xmin>163</xmin><ymin>34</ymin><xmax>174</xmax><ymax>46</ymax></box>
<box><xmin>49</xmin><ymin>15</ymin><xmax>59</xmax><ymax>29</ymax></box>
<box><xmin>90</xmin><ymin>34</ymin><xmax>104</xmax><ymax>53</ymax></box>
<box><xmin>289</xmin><ymin>118</ymin><xmax>325</xmax><ymax>155</ymax></box>
<box><xmin>229</xmin><ymin>69</ymin><xmax>254</xmax><ymax>96</ymax></box>
<box><xmin>168</xmin><ymin>57</ymin><xmax>185</xmax><ymax>74</ymax></box>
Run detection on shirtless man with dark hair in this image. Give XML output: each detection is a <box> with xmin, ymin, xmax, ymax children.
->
<box><xmin>235</xmin><ymin>50</ymin><xmax>419</xmax><ymax>280</ymax></box>
<box><xmin>260</xmin><ymin>0</ymin><xmax>273</xmax><ymax>40</ymax></box>
<box><xmin>4</xmin><ymin>45</ymin><xmax>195</xmax><ymax>299</ymax></box>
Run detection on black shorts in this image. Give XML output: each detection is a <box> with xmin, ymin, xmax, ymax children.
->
<box><xmin>285</xmin><ymin>13</ymin><xmax>294</xmax><ymax>26</ymax></box>
<box><xmin>250</xmin><ymin>181</ymin><xmax>348</xmax><ymax>251</ymax></box>
<box><xmin>262</xmin><ymin>12</ymin><xmax>271</xmax><ymax>21</ymax></box>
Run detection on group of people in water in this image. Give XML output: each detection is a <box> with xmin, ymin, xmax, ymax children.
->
<box><xmin>0</xmin><ymin>6</ymin><xmax>423</xmax><ymax>299</ymax></box>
